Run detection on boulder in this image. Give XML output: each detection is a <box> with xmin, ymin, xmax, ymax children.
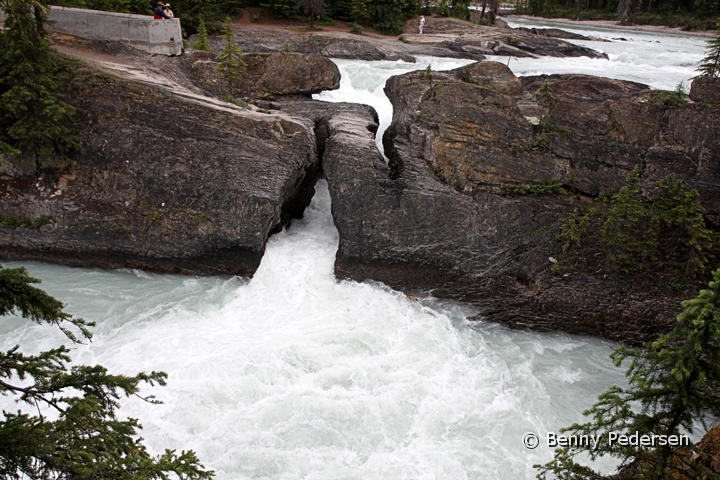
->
<box><xmin>517</xmin><ymin>26</ymin><xmax>608</xmax><ymax>42</ymax></box>
<box><xmin>690</xmin><ymin>76</ymin><xmax>720</xmax><ymax>104</ymax></box>
<box><xmin>324</xmin><ymin>61</ymin><xmax>720</xmax><ymax>344</ymax></box>
<box><xmin>0</xmin><ymin>69</ymin><xmax>320</xmax><ymax>276</ymax></box>
<box><xmin>505</xmin><ymin>35</ymin><xmax>609</xmax><ymax>58</ymax></box>
<box><xmin>182</xmin><ymin>51</ymin><xmax>340</xmax><ymax>99</ymax></box>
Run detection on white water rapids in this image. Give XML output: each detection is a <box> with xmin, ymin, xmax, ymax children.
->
<box><xmin>0</xmin><ymin>20</ymin><xmax>711</xmax><ymax>479</ymax></box>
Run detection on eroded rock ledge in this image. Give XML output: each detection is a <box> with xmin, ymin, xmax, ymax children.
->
<box><xmin>0</xmin><ymin>59</ymin><xmax>342</xmax><ymax>276</ymax></box>
<box><xmin>324</xmin><ymin>64</ymin><xmax>720</xmax><ymax>345</ymax></box>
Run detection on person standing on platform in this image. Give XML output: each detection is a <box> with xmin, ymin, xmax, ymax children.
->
<box><xmin>153</xmin><ymin>1</ymin><xmax>171</xmax><ymax>19</ymax></box>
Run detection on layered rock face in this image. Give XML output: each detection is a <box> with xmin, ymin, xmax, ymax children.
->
<box><xmin>0</xmin><ymin>71</ymin><xmax>322</xmax><ymax>276</ymax></box>
<box><xmin>324</xmin><ymin>61</ymin><xmax>720</xmax><ymax>344</ymax></box>
<box><xmin>181</xmin><ymin>51</ymin><xmax>341</xmax><ymax>99</ymax></box>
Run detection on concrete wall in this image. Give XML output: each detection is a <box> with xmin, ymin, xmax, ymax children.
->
<box><xmin>45</xmin><ymin>6</ymin><xmax>182</xmax><ymax>56</ymax></box>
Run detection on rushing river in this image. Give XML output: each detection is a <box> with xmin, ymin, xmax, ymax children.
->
<box><xmin>0</xmin><ymin>19</ymin><xmax>711</xmax><ymax>479</ymax></box>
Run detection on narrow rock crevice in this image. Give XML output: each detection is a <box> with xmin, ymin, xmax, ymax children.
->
<box><xmin>314</xmin><ymin>118</ymin><xmax>330</xmax><ymax>170</ymax></box>
<box><xmin>271</xmin><ymin>119</ymin><xmax>330</xmax><ymax>233</ymax></box>
<box><xmin>275</xmin><ymin>166</ymin><xmax>322</xmax><ymax>233</ymax></box>
<box><xmin>382</xmin><ymin>125</ymin><xmax>404</xmax><ymax>180</ymax></box>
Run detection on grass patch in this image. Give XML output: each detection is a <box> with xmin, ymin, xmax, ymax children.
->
<box><xmin>503</xmin><ymin>179</ymin><xmax>568</xmax><ymax>196</ymax></box>
<box><xmin>0</xmin><ymin>214</ymin><xmax>53</xmax><ymax>229</ymax></box>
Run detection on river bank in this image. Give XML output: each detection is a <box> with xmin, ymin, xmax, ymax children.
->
<box><xmin>505</xmin><ymin>13</ymin><xmax>717</xmax><ymax>37</ymax></box>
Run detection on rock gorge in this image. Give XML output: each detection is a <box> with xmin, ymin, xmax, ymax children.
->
<box><xmin>1</xmin><ymin>34</ymin><xmax>718</xmax><ymax>344</ymax></box>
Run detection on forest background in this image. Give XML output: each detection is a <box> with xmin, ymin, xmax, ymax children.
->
<box><xmin>47</xmin><ymin>0</ymin><xmax>720</xmax><ymax>38</ymax></box>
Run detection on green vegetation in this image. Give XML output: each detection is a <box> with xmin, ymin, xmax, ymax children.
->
<box><xmin>648</xmin><ymin>82</ymin><xmax>689</xmax><ymax>107</ymax></box>
<box><xmin>697</xmin><ymin>29</ymin><xmax>720</xmax><ymax>77</ymax></box>
<box><xmin>504</xmin><ymin>179</ymin><xmax>568</xmax><ymax>195</ymax></box>
<box><xmin>0</xmin><ymin>264</ymin><xmax>213</xmax><ymax>479</ymax></box>
<box><xmin>0</xmin><ymin>214</ymin><xmax>52</xmax><ymax>229</ymax></box>
<box><xmin>537</xmin><ymin>268</ymin><xmax>720</xmax><ymax>479</ymax></box>
<box><xmin>215</xmin><ymin>17</ymin><xmax>247</xmax><ymax>93</ymax></box>
<box><xmin>423</xmin><ymin>64</ymin><xmax>434</xmax><ymax>82</ymax></box>
<box><xmin>517</xmin><ymin>0</ymin><xmax>719</xmax><ymax>30</ymax></box>
<box><xmin>0</xmin><ymin>0</ymin><xmax>78</xmax><ymax>171</ymax></box>
<box><xmin>50</xmin><ymin>0</ymin><xmax>243</xmax><ymax>34</ymax></box>
<box><xmin>557</xmin><ymin>166</ymin><xmax>718</xmax><ymax>277</ymax></box>
<box><xmin>193</xmin><ymin>18</ymin><xmax>212</xmax><ymax>51</ymax></box>
<box><xmin>280</xmin><ymin>39</ymin><xmax>295</xmax><ymax>52</ymax></box>
<box><xmin>537</xmin><ymin>82</ymin><xmax>558</xmax><ymax>110</ymax></box>
<box><xmin>349</xmin><ymin>21</ymin><xmax>365</xmax><ymax>34</ymax></box>
<box><xmin>48</xmin><ymin>0</ymin><xmax>474</xmax><ymax>36</ymax></box>
<box><xmin>108</xmin><ymin>219</ymin><xmax>133</xmax><ymax>236</ymax></box>
<box><xmin>261</xmin><ymin>0</ymin><xmax>301</xmax><ymax>19</ymax></box>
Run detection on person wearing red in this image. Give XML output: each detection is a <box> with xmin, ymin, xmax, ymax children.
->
<box><xmin>153</xmin><ymin>1</ymin><xmax>171</xmax><ymax>19</ymax></box>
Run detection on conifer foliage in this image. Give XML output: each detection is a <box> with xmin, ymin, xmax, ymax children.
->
<box><xmin>193</xmin><ymin>18</ymin><xmax>212</xmax><ymax>51</ymax></box>
<box><xmin>0</xmin><ymin>264</ymin><xmax>214</xmax><ymax>479</ymax></box>
<box><xmin>0</xmin><ymin>0</ymin><xmax>77</xmax><ymax>170</ymax></box>
<box><xmin>557</xmin><ymin>166</ymin><xmax>717</xmax><ymax>277</ymax></box>
<box><xmin>536</xmin><ymin>269</ymin><xmax>720</xmax><ymax>479</ymax></box>
<box><xmin>215</xmin><ymin>17</ymin><xmax>246</xmax><ymax>93</ymax></box>
<box><xmin>697</xmin><ymin>30</ymin><xmax>720</xmax><ymax>77</ymax></box>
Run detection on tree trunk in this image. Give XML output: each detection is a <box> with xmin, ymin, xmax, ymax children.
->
<box><xmin>489</xmin><ymin>0</ymin><xmax>499</xmax><ymax>23</ymax></box>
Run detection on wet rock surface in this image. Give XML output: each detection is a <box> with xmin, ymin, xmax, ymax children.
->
<box><xmin>324</xmin><ymin>62</ymin><xmax>720</xmax><ymax>344</ymax></box>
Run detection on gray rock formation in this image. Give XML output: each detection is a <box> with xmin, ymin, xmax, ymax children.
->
<box><xmin>323</xmin><ymin>61</ymin><xmax>720</xmax><ymax>344</ymax></box>
<box><xmin>181</xmin><ymin>51</ymin><xmax>341</xmax><ymax>99</ymax></box>
<box><xmin>690</xmin><ymin>76</ymin><xmax>720</xmax><ymax>104</ymax></box>
<box><xmin>0</xmin><ymin>70</ymin><xmax>322</xmax><ymax>276</ymax></box>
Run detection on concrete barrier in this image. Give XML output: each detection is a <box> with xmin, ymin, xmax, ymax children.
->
<box><xmin>48</xmin><ymin>6</ymin><xmax>182</xmax><ymax>55</ymax></box>
<box><xmin>5</xmin><ymin>6</ymin><xmax>184</xmax><ymax>55</ymax></box>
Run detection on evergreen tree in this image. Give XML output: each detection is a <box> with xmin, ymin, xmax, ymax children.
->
<box><xmin>697</xmin><ymin>30</ymin><xmax>720</xmax><ymax>77</ymax></box>
<box><xmin>194</xmin><ymin>18</ymin><xmax>212</xmax><ymax>51</ymax></box>
<box><xmin>0</xmin><ymin>0</ymin><xmax>78</xmax><ymax>170</ymax></box>
<box><xmin>536</xmin><ymin>269</ymin><xmax>720</xmax><ymax>479</ymax></box>
<box><xmin>326</xmin><ymin>0</ymin><xmax>352</xmax><ymax>20</ymax></box>
<box><xmin>0</xmin><ymin>264</ymin><xmax>214</xmax><ymax>479</ymax></box>
<box><xmin>557</xmin><ymin>166</ymin><xmax>717</xmax><ymax>277</ymax></box>
<box><xmin>350</xmin><ymin>0</ymin><xmax>372</xmax><ymax>22</ymax></box>
<box><xmin>215</xmin><ymin>16</ymin><xmax>246</xmax><ymax>92</ymax></box>
<box><xmin>260</xmin><ymin>0</ymin><xmax>300</xmax><ymax>18</ymax></box>
<box><xmin>299</xmin><ymin>0</ymin><xmax>324</xmax><ymax>27</ymax></box>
